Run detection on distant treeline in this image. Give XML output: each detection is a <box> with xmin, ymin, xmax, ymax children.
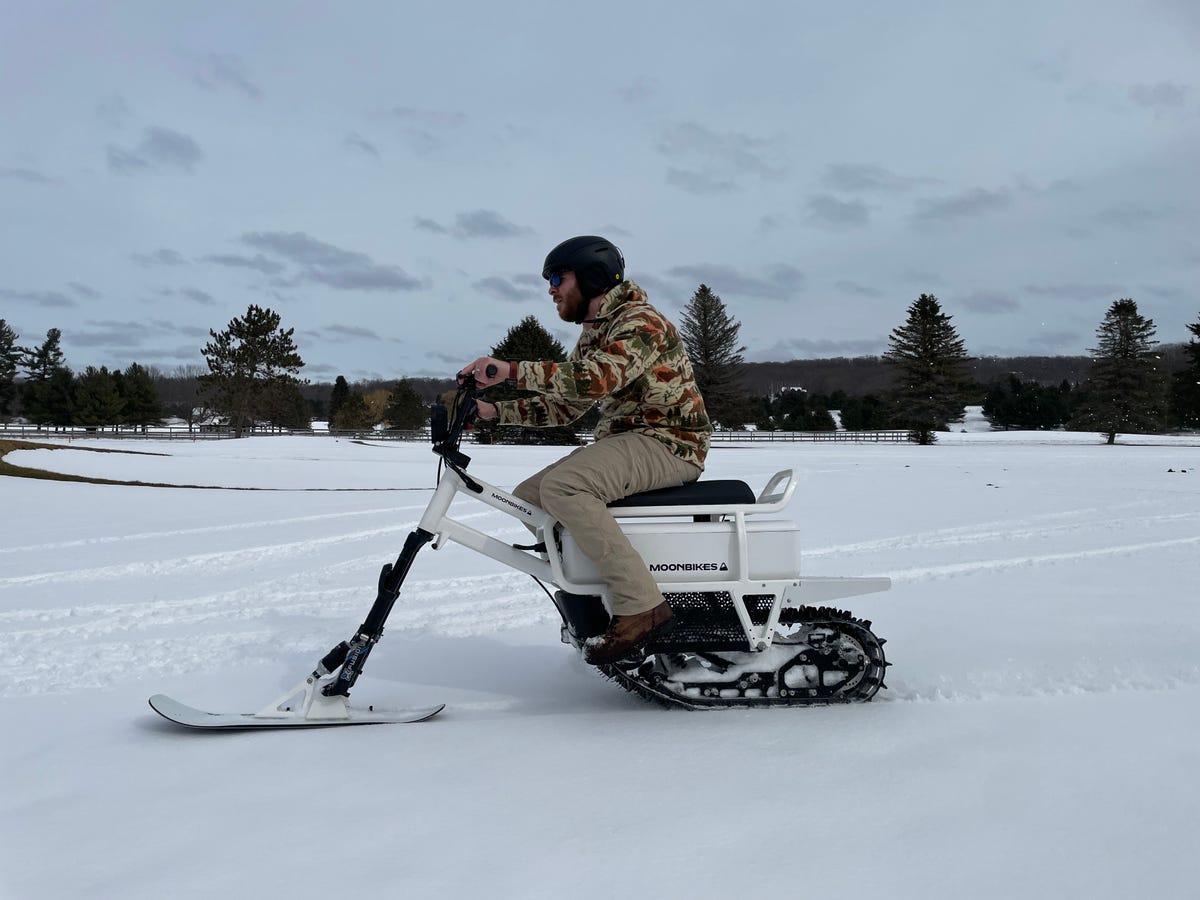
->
<box><xmin>740</xmin><ymin>347</ymin><xmax>1192</xmax><ymax>399</ymax></box>
<box><xmin>137</xmin><ymin>350</ymin><xmax>1190</xmax><ymax>423</ymax></box>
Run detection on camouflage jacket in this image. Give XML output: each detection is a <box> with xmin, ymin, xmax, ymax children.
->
<box><xmin>495</xmin><ymin>281</ymin><xmax>712</xmax><ymax>468</ymax></box>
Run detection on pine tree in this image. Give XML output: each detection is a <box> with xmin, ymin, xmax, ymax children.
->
<box><xmin>982</xmin><ymin>375</ymin><xmax>1071</xmax><ymax>430</ymax></box>
<box><xmin>0</xmin><ymin>319</ymin><xmax>19</xmax><ymax>418</ymax></box>
<box><xmin>479</xmin><ymin>315</ymin><xmax>580</xmax><ymax>445</ymax></box>
<box><xmin>199</xmin><ymin>305</ymin><xmax>305</xmax><ymax>437</ymax></box>
<box><xmin>328</xmin><ymin>376</ymin><xmax>351</xmax><ymax>425</ymax></box>
<box><xmin>838</xmin><ymin>394</ymin><xmax>888</xmax><ymax>430</ymax></box>
<box><xmin>74</xmin><ymin>366</ymin><xmax>126</xmax><ymax>430</ymax></box>
<box><xmin>1070</xmin><ymin>298</ymin><xmax>1167</xmax><ymax>443</ymax></box>
<box><xmin>773</xmin><ymin>389</ymin><xmax>836</xmax><ymax>431</ymax></box>
<box><xmin>1169</xmin><ymin>311</ymin><xmax>1200</xmax><ymax>429</ymax></box>
<box><xmin>20</xmin><ymin>328</ymin><xmax>74</xmax><ymax>427</ymax></box>
<box><xmin>679</xmin><ymin>284</ymin><xmax>748</xmax><ymax>428</ymax></box>
<box><xmin>332</xmin><ymin>392</ymin><xmax>373</xmax><ymax>430</ymax></box>
<box><xmin>883</xmin><ymin>294</ymin><xmax>971</xmax><ymax>444</ymax></box>
<box><xmin>271</xmin><ymin>381</ymin><xmax>313</xmax><ymax>430</ymax></box>
<box><xmin>119</xmin><ymin>362</ymin><xmax>163</xmax><ymax>431</ymax></box>
<box><xmin>384</xmin><ymin>379</ymin><xmax>427</xmax><ymax>430</ymax></box>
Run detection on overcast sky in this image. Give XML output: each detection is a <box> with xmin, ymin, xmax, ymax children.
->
<box><xmin>2</xmin><ymin>1</ymin><xmax>1198</xmax><ymax>382</ymax></box>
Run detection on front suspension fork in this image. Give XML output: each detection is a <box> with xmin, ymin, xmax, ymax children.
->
<box><xmin>320</xmin><ymin>528</ymin><xmax>433</xmax><ymax>698</ymax></box>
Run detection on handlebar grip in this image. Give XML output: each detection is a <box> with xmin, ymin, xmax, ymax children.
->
<box><xmin>485</xmin><ymin>364</ymin><xmax>498</xmax><ymax>378</ymax></box>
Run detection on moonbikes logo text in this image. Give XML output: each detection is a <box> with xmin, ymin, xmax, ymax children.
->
<box><xmin>490</xmin><ymin>492</ymin><xmax>534</xmax><ymax>517</ymax></box>
<box><xmin>649</xmin><ymin>561</ymin><xmax>730</xmax><ymax>572</ymax></box>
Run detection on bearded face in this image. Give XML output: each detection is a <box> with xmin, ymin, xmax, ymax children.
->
<box><xmin>550</xmin><ymin>271</ymin><xmax>587</xmax><ymax>324</ymax></box>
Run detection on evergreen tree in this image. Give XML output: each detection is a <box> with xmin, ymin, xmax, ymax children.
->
<box><xmin>271</xmin><ymin>381</ymin><xmax>313</xmax><ymax>430</ymax></box>
<box><xmin>332</xmin><ymin>392</ymin><xmax>374</xmax><ymax>430</ymax></box>
<box><xmin>981</xmin><ymin>375</ymin><xmax>1071</xmax><ymax>430</ymax></box>
<box><xmin>838</xmin><ymin>393</ymin><xmax>888</xmax><ymax>430</ymax></box>
<box><xmin>679</xmin><ymin>284</ymin><xmax>748</xmax><ymax>428</ymax></box>
<box><xmin>74</xmin><ymin>366</ymin><xmax>125</xmax><ymax>430</ymax></box>
<box><xmin>1169</xmin><ymin>311</ymin><xmax>1200</xmax><ymax>429</ymax></box>
<box><xmin>883</xmin><ymin>294</ymin><xmax>972</xmax><ymax>444</ymax></box>
<box><xmin>20</xmin><ymin>328</ymin><xmax>74</xmax><ymax>427</ymax></box>
<box><xmin>328</xmin><ymin>376</ymin><xmax>351</xmax><ymax>425</ymax></box>
<box><xmin>0</xmin><ymin>319</ymin><xmax>19</xmax><ymax>418</ymax></box>
<box><xmin>119</xmin><ymin>362</ymin><xmax>163</xmax><ymax>431</ymax></box>
<box><xmin>362</xmin><ymin>388</ymin><xmax>391</xmax><ymax>425</ymax></box>
<box><xmin>385</xmin><ymin>379</ymin><xmax>427</xmax><ymax>429</ymax></box>
<box><xmin>773</xmin><ymin>389</ymin><xmax>836</xmax><ymax>431</ymax></box>
<box><xmin>1070</xmin><ymin>298</ymin><xmax>1167</xmax><ymax>443</ymax></box>
<box><xmin>479</xmin><ymin>315</ymin><xmax>580</xmax><ymax>445</ymax></box>
<box><xmin>199</xmin><ymin>305</ymin><xmax>305</xmax><ymax>437</ymax></box>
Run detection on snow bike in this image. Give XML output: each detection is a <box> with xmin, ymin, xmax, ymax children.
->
<box><xmin>150</xmin><ymin>370</ymin><xmax>890</xmax><ymax>728</ymax></box>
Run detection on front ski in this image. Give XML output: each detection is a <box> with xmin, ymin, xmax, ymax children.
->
<box><xmin>148</xmin><ymin>694</ymin><xmax>444</xmax><ymax>730</ymax></box>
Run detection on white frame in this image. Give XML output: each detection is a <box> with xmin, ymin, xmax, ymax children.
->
<box><xmin>420</xmin><ymin>467</ymin><xmax>889</xmax><ymax>652</ymax></box>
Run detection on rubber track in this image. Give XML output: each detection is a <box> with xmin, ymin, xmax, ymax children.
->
<box><xmin>600</xmin><ymin>606</ymin><xmax>889</xmax><ymax>710</ymax></box>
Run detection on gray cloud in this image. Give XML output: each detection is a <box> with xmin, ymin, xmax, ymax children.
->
<box><xmin>912</xmin><ymin>187</ymin><xmax>1011</xmax><ymax>223</ymax></box>
<box><xmin>69</xmin><ymin>282</ymin><xmax>100</xmax><ymax>298</ymax></box>
<box><xmin>752</xmin><ymin>336</ymin><xmax>886</xmax><ymax>361</ymax></box>
<box><xmin>132</xmin><ymin>248</ymin><xmax>187</xmax><ymax>267</ymax></box>
<box><xmin>1025</xmin><ymin>329</ymin><xmax>1084</xmax><ymax>352</ymax></box>
<box><xmin>414</xmin><ymin>217</ymin><xmax>448</xmax><ymax>234</ymax></box>
<box><xmin>0</xmin><ymin>287</ymin><xmax>76</xmax><ymax>308</ymax></box>
<box><xmin>180</xmin><ymin>287</ymin><xmax>216</xmax><ymax>306</ymax></box>
<box><xmin>903</xmin><ymin>269</ymin><xmax>945</xmax><ymax>286</ymax></box>
<box><xmin>806</xmin><ymin>194</ymin><xmax>870</xmax><ymax>227</ymax></box>
<box><xmin>201</xmin><ymin>253</ymin><xmax>284</xmax><ymax>275</ymax></box>
<box><xmin>72</xmin><ymin>318</ymin><xmax>201</xmax><ymax>349</ymax></box>
<box><xmin>756</xmin><ymin>214</ymin><xmax>790</xmax><ymax>235</ymax></box>
<box><xmin>96</xmin><ymin>95</ymin><xmax>133</xmax><ymax>129</ymax></box>
<box><xmin>1023</xmin><ymin>282</ymin><xmax>1127</xmax><ymax>301</ymax></box>
<box><xmin>0</xmin><ymin>167</ymin><xmax>53</xmax><ymax>185</ymax></box>
<box><xmin>959</xmin><ymin>290</ymin><xmax>1021</xmax><ymax>313</ymax></box>
<box><xmin>1094</xmin><ymin>203</ymin><xmax>1174</xmax><ymax>230</ymax></box>
<box><xmin>344</xmin><ymin>132</ymin><xmax>380</xmax><ymax>158</ymax></box>
<box><xmin>149</xmin><ymin>319</ymin><xmax>208</xmax><ymax>338</ymax></box>
<box><xmin>1141</xmin><ymin>284</ymin><xmax>1188</xmax><ymax>300</ymax></box>
<box><xmin>241</xmin><ymin>230</ymin><xmax>422</xmax><ymax>291</ymax></box>
<box><xmin>822</xmin><ymin>163</ymin><xmax>934</xmax><ymax>193</ymax></box>
<box><xmin>666</xmin><ymin>263</ymin><xmax>805</xmax><ymax>300</ymax></box>
<box><xmin>474</xmin><ymin>276</ymin><xmax>527</xmax><ymax>302</ymax></box>
<box><xmin>598</xmin><ymin>224</ymin><xmax>634</xmax><ymax>240</ymax></box>
<box><xmin>617</xmin><ymin>76</ymin><xmax>659</xmax><ymax>104</ymax></box>
<box><xmin>193</xmin><ymin>53</ymin><xmax>262</xmax><ymax>99</ymax></box>
<box><xmin>834</xmin><ymin>280</ymin><xmax>884</xmax><ymax>298</ymax></box>
<box><xmin>107</xmin><ymin>127</ymin><xmax>204</xmax><ymax>174</ymax></box>
<box><xmin>452</xmin><ymin>210</ymin><xmax>533</xmax><ymax>239</ymax></box>
<box><xmin>511</xmin><ymin>273</ymin><xmax>544</xmax><ymax>289</ymax></box>
<box><xmin>1128</xmin><ymin>82</ymin><xmax>1188</xmax><ymax>111</ymax></box>
<box><xmin>304</xmin><ymin>325</ymin><xmax>383</xmax><ymax>343</ymax></box>
<box><xmin>666</xmin><ymin>167</ymin><xmax>737</xmax><ymax>194</ymax></box>
<box><xmin>391</xmin><ymin>106</ymin><xmax>468</xmax><ymax>155</ymax></box>
<box><xmin>659</xmin><ymin>121</ymin><xmax>787</xmax><ymax>193</ymax></box>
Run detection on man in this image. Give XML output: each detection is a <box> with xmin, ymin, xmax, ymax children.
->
<box><xmin>460</xmin><ymin>235</ymin><xmax>712</xmax><ymax>665</ymax></box>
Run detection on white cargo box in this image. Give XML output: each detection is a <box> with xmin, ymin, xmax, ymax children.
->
<box><xmin>560</xmin><ymin>519</ymin><xmax>801</xmax><ymax>584</ymax></box>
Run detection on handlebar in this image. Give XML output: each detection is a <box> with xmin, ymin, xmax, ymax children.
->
<box><xmin>434</xmin><ymin>364</ymin><xmax>498</xmax><ymax>470</ymax></box>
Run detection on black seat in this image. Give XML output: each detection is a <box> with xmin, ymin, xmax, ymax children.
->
<box><xmin>607</xmin><ymin>479</ymin><xmax>756</xmax><ymax>509</ymax></box>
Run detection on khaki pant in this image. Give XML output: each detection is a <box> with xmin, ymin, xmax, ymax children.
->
<box><xmin>514</xmin><ymin>432</ymin><xmax>701</xmax><ymax>616</ymax></box>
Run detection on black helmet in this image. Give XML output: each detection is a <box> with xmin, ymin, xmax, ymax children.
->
<box><xmin>542</xmin><ymin>235</ymin><xmax>625</xmax><ymax>301</ymax></box>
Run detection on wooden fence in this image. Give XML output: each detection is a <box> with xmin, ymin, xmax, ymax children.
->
<box><xmin>0</xmin><ymin>424</ymin><xmax>909</xmax><ymax>444</ymax></box>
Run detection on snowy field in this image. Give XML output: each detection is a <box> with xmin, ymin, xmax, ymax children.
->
<box><xmin>2</xmin><ymin>432</ymin><xmax>1199</xmax><ymax>899</ymax></box>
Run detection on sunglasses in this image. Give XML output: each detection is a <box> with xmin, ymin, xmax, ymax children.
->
<box><xmin>548</xmin><ymin>269</ymin><xmax>569</xmax><ymax>288</ymax></box>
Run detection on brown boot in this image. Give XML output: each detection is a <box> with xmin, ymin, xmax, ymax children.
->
<box><xmin>582</xmin><ymin>601</ymin><xmax>674</xmax><ymax>665</ymax></box>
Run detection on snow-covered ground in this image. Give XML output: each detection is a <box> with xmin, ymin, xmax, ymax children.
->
<box><xmin>2</xmin><ymin>433</ymin><xmax>1198</xmax><ymax>899</ymax></box>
